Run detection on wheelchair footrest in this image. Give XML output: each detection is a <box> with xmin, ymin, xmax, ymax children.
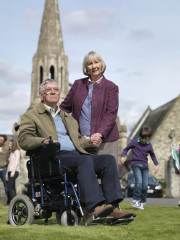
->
<box><xmin>85</xmin><ymin>215</ymin><xmax>111</xmax><ymax>226</ymax></box>
<box><xmin>85</xmin><ymin>216</ymin><xmax>135</xmax><ymax>226</ymax></box>
<box><xmin>107</xmin><ymin>216</ymin><xmax>135</xmax><ymax>225</ymax></box>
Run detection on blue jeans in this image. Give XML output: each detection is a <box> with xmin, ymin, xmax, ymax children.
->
<box><xmin>131</xmin><ymin>164</ymin><xmax>149</xmax><ymax>203</ymax></box>
<box><xmin>0</xmin><ymin>169</ymin><xmax>10</xmax><ymax>201</ymax></box>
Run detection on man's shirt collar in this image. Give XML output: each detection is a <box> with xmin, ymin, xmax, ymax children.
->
<box><xmin>44</xmin><ymin>104</ymin><xmax>61</xmax><ymax>117</ymax></box>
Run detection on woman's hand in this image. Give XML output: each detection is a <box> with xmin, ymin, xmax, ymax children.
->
<box><xmin>90</xmin><ymin>133</ymin><xmax>102</xmax><ymax>147</ymax></box>
<box><xmin>10</xmin><ymin>172</ymin><xmax>15</xmax><ymax>178</ymax></box>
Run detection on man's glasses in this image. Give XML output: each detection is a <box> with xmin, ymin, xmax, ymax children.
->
<box><xmin>44</xmin><ymin>88</ymin><xmax>60</xmax><ymax>94</ymax></box>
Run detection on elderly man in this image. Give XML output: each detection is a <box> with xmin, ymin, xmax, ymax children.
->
<box><xmin>0</xmin><ymin>134</ymin><xmax>10</xmax><ymax>204</ymax></box>
<box><xmin>18</xmin><ymin>79</ymin><xmax>135</xmax><ymax>224</ymax></box>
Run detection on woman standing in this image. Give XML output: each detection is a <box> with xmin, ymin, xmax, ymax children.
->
<box><xmin>6</xmin><ymin>139</ymin><xmax>20</xmax><ymax>201</ymax></box>
<box><xmin>60</xmin><ymin>51</ymin><xmax>120</xmax><ymax>162</ymax></box>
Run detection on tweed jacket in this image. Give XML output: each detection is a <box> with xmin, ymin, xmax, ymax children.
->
<box><xmin>18</xmin><ymin>102</ymin><xmax>93</xmax><ymax>154</ymax></box>
<box><xmin>0</xmin><ymin>145</ymin><xmax>9</xmax><ymax>169</ymax></box>
<box><xmin>60</xmin><ymin>76</ymin><xmax>120</xmax><ymax>142</ymax></box>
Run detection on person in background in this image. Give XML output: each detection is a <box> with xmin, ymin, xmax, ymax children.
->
<box><xmin>60</xmin><ymin>51</ymin><xmax>120</xmax><ymax>163</ymax></box>
<box><xmin>121</xmin><ymin>126</ymin><xmax>159</xmax><ymax>210</ymax></box>
<box><xmin>0</xmin><ymin>134</ymin><xmax>10</xmax><ymax>204</ymax></box>
<box><xmin>6</xmin><ymin>139</ymin><xmax>20</xmax><ymax>202</ymax></box>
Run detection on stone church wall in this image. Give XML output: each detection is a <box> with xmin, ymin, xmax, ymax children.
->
<box><xmin>148</xmin><ymin>97</ymin><xmax>180</xmax><ymax>187</ymax></box>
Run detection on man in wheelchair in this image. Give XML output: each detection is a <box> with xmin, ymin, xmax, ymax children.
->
<box><xmin>16</xmin><ymin>79</ymin><xmax>136</xmax><ymax>226</ymax></box>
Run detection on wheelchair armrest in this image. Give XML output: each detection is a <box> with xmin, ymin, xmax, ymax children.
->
<box><xmin>26</xmin><ymin>142</ymin><xmax>61</xmax><ymax>158</ymax></box>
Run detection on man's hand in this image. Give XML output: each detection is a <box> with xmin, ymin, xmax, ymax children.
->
<box><xmin>43</xmin><ymin>138</ymin><xmax>58</xmax><ymax>144</ymax></box>
<box><xmin>90</xmin><ymin>133</ymin><xmax>102</xmax><ymax>147</ymax></box>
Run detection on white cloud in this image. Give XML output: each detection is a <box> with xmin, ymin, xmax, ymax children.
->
<box><xmin>63</xmin><ymin>7</ymin><xmax>117</xmax><ymax>38</ymax></box>
<box><xmin>118</xmin><ymin>98</ymin><xmax>147</xmax><ymax>135</ymax></box>
<box><xmin>0</xmin><ymin>59</ymin><xmax>30</xmax><ymax>84</ymax></box>
<box><xmin>0</xmin><ymin>90</ymin><xmax>30</xmax><ymax>134</ymax></box>
<box><xmin>0</xmin><ymin>59</ymin><xmax>31</xmax><ymax>133</ymax></box>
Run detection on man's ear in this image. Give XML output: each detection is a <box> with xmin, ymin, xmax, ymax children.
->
<box><xmin>39</xmin><ymin>93</ymin><xmax>44</xmax><ymax>102</ymax></box>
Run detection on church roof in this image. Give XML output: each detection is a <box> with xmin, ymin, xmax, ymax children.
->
<box><xmin>129</xmin><ymin>96</ymin><xmax>178</xmax><ymax>140</ymax></box>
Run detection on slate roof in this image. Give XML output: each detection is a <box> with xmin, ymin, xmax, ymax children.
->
<box><xmin>129</xmin><ymin>96</ymin><xmax>178</xmax><ymax>140</ymax></box>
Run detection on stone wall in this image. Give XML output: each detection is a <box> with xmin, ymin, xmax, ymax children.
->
<box><xmin>166</xmin><ymin>157</ymin><xmax>180</xmax><ymax>198</ymax></box>
<box><xmin>148</xmin><ymin>97</ymin><xmax>180</xmax><ymax>181</ymax></box>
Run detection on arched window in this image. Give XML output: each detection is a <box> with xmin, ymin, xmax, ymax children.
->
<box><xmin>49</xmin><ymin>66</ymin><xmax>55</xmax><ymax>79</ymax></box>
<box><xmin>61</xmin><ymin>66</ymin><xmax>63</xmax><ymax>89</ymax></box>
<box><xmin>40</xmin><ymin>66</ymin><xmax>43</xmax><ymax>84</ymax></box>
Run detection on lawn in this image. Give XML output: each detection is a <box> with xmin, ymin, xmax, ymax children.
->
<box><xmin>0</xmin><ymin>202</ymin><xmax>179</xmax><ymax>240</ymax></box>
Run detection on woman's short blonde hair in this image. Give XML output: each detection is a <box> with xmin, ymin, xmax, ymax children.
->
<box><xmin>82</xmin><ymin>51</ymin><xmax>106</xmax><ymax>76</ymax></box>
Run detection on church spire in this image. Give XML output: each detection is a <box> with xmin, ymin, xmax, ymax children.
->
<box><xmin>31</xmin><ymin>0</ymin><xmax>69</xmax><ymax>105</ymax></box>
<box><xmin>37</xmin><ymin>0</ymin><xmax>64</xmax><ymax>56</ymax></box>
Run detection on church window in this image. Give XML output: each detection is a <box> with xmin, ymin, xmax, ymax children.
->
<box><xmin>40</xmin><ymin>66</ymin><xmax>43</xmax><ymax>84</ymax></box>
<box><xmin>49</xmin><ymin>66</ymin><xmax>55</xmax><ymax>79</ymax></box>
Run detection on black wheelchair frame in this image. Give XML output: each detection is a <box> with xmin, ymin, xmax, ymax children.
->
<box><xmin>8</xmin><ymin>142</ymin><xmax>84</xmax><ymax>226</ymax></box>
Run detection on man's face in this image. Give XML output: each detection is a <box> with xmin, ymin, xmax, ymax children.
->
<box><xmin>39</xmin><ymin>82</ymin><xmax>60</xmax><ymax>107</ymax></box>
<box><xmin>0</xmin><ymin>137</ymin><xmax>5</xmax><ymax>147</ymax></box>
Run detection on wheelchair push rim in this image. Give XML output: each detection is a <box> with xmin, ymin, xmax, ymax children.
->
<box><xmin>8</xmin><ymin>195</ymin><xmax>35</xmax><ymax>225</ymax></box>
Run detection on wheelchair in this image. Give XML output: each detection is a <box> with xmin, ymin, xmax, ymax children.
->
<box><xmin>8</xmin><ymin>140</ymin><xmax>135</xmax><ymax>226</ymax></box>
<box><xmin>8</xmin><ymin>141</ymin><xmax>84</xmax><ymax>226</ymax></box>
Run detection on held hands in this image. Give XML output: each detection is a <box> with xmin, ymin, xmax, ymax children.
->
<box><xmin>120</xmin><ymin>157</ymin><xmax>125</xmax><ymax>165</ymax></box>
<box><xmin>90</xmin><ymin>133</ymin><xmax>102</xmax><ymax>147</ymax></box>
<box><xmin>154</xmin><ymin>165</ymin><xmax>159</xmax><ymax>174</ymax></box>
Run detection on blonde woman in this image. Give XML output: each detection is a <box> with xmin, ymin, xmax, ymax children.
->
<box><xmin>6</xmin><ymin>139</ymin><xmax>20</xmax><ymax>201</ymax></box>
<box><xmin>60</xmin><ymin>51</ymin><xmax>119</xmax><ymax>162</ymax></box>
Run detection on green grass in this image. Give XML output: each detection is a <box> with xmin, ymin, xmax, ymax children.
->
<box><xmin>0</xmin><ymin>203</ymin><xmax>179</xmax><ymax>240</ymax></box>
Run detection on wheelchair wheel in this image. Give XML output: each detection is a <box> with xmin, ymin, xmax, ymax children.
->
<box><xmin>56</xmin><ymin>210</ymin><xmax>78</xmax><ymax>226</ymax></box>
<box><xmin>8</xmin><ymin>195</ymin><xmax>35</xmax><ymax>225</ymax></box>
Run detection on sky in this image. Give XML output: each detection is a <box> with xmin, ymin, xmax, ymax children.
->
<box><xmin>0</xmin><ymin>0</ymin><xmax>179</xmax><ymax>135</ymax></box>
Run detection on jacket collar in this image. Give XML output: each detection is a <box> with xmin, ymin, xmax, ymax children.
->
<box><xmin>37</xmin><ymin>102</ymin><xmax>50</xmax><ymax>114</ymax></box>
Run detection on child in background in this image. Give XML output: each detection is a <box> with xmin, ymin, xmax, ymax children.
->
<box><xmin>121</xmin><ymin>126</ymin><xmax>159</xmax><ymax>210</ymax></box>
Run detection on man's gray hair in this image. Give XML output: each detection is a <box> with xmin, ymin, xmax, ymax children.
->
<box><xmin>39</xmin><ymin>79</ymin><xmax>60</xmax><ymax>94</ymax></box>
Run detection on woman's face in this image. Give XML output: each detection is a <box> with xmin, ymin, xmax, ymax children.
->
<box><xmin>86</xmin><ymin>58</ymin><xmax>102</xmax><ymax>79</ymax></box>
<box><xmin>8</xmin><ymin>141</ymin><xmax>13</xmax><ymax>150</ymax></box>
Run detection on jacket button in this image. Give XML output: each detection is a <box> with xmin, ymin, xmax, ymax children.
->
<box><xmin>93</xmin><ymin>98</ymin><xmax>95</xmax><ymax>101</ymax></box>
<box><xmin>92</xmin><ymin>123</ymin><xmax>95</xmax><ymax>127</ymax></box>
